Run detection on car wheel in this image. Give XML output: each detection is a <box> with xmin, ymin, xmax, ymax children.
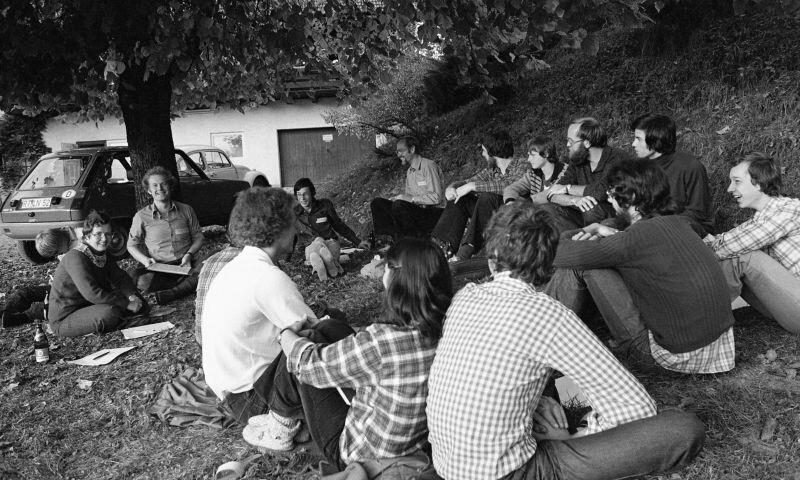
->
<box><xmin>252</xmin><ymin>177</ymin><xmax>270</xmax><ymax>187</ymax></box>
<box><xmin>107</xmin><ymin>224</ymin><xmax>130</xmax><ymax>260</ymax></box>
<box><xmin>17</xmin><ymin>240</ymin><xmax>50</xmax><ymax>265</ymax></box>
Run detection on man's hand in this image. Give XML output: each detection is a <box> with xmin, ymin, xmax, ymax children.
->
<box><xmin>454</xmin><ymin>183</ymin><xmax>475</xmax><ymax>203</ymax></box>
<box><xmin>126</xmin><ymin>295</ymin><xmax>143</xmax><ymax>313</ymax></box>
<box><xmin>445</xmin><ymin>186</ymin><xmax>457</xmax><ymax>201</ymax></box>
<box><xmin>549</xmin><ymin>184</ymin><xmax>568</xmax><ymax>196</ymax></box>
<box><xmin>533</xmin><ymin>396</ymin><xmax>568</xmax><ymax>432</ymax></box>
<box><xmin>579</xmin><ymin>223</ymin><xmax>619</xmax><ymax>239</ymax></box>
<box><xmin>357</xmin><ymin>240</ymin><xmax>372</xmax><ymax>250</ymax></box>
<box><xmin>180</xmin><ymin>253</ymin><xmax>192</xmax><ymax>268</ymax></box>
<box><xmin>572</xmin><ymin>195</ymin><xmax>598</xmax><ymax>212</ymax></box>
<box><xmin>144</xmin><ymin>257</ymin><xmax>156</xmax><ymax>267</ymax></box>
<box><xmin>393</xmin><ymin>193</ymin><xmax>413</xmax><ymax>202</ymax></box>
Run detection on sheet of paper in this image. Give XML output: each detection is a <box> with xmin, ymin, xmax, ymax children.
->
<box><xmin>340</xmin><ymin>247</ymin><xmax>363</xmax><ymax>254</ymax></box>
<box><xmin>147</xmin><ymin>263</ymin><xmax>190</xmax><ymax>276</ymax></box>
<box><xmin>121</xmin><ymin>321</ymin><xmax>175</xmax><ymax>340</ymax></box>
<box><xmin>67</xmin><ymin>346</ymin><xmax>137</xmax><ymax>366</ymax></box>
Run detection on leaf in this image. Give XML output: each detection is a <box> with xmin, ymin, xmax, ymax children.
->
<box><xmin>765</xmin><ymin>349</ymin><xmax>778</xmax><ymax>362</ymax></box>
<box><xmin>544</xmin><ymin>0</ymin><xmax>561</xmax><ymax>14</ymax></box>
<box><xmin>716</xmin><ymin>125</ymin><xmax>731</xmax><ymax>135</ymax></box>
<box><xmin>76</xmin><ymin>379</ymin><xmax>94</xmax><ymax>391</ymax></box>
<box><xmin>760</xmin><ymin>417</ymin><xmax>778</xmax><ymax>441</ymax></box>
<box><xmin>655</xmin><ymin>1</ymin><xmax>666</xmax><ymax>12</ymax></box>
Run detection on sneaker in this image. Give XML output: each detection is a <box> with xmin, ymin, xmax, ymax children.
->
<box><xmin>248</xmin><ymin>414</ymin><xmax>310</xmax><ymax>443</ymax></box>
<box><xmin>242</xmin><ymin>412</ymin><xmax>301</xmax><ymax>451</ymax></box>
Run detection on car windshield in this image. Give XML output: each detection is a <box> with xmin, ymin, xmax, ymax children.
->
<box><xmin>18</xmin><ymin>156</ymin><xmax>90</xmax><ymax>190</ymax></box>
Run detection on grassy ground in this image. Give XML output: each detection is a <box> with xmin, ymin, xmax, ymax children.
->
<box><xmin>3</xmin><ymin>9</ymin><xmax>800</xmax><ymax>480</ymax></box>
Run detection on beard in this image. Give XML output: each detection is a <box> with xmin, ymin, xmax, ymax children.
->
<box><xmin>613</xmin><ymin>210</ymin><xmax>633</xmax><ymax>230</ymax></box>
<box><xmin>568</xmin><ymin>144</ymin><xmax>590</xmax><ymax>166</ymax></box>
<box><xmin>485</xmin><ymin>156</ymin><xmax>497</xmax><ymax>168</ymax></box>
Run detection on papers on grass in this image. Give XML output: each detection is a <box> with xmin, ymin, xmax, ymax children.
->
<box><xmin>67</xmin><ymin>346</ymin><xmax>136</xmax><ymax>366</ymax></box>
<box><xmin>121</xmin><ymin>321</ymin><xmax>175</xmax><ymax>340</ymax></box>
<box><xmin>146</xmin><ymin>263</ymin><xmax>190</xmax><ymax>276</ymax></box>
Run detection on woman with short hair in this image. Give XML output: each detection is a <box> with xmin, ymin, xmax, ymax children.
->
<box><xmin>49</xmin><ymin>211</ymin><xmax>147</xmax><ymax>337</ymax></box>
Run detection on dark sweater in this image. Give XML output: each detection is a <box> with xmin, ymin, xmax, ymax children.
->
<box><xmin>295</xmin><ymin>198</ymin><xmax>361</xmax><ymax>245</ymax></box>
<box><xmin>557</xmin><ymin>146</ymin><xmax>630</xmax><ymax>219</ymax></box>
<box><xmin>656</xmin><ymin>151</ymin><xmax>714</xmax><ymax>235</ymax></box>
<box><xmin>553</xmin><ymin>215</ymin><xmax>733</xmax><ymax>353</ymax></box>
<box><xmin>48</xmin><ymin>249</ymin><xmax>136</xmax><ymax>323</ymax></box>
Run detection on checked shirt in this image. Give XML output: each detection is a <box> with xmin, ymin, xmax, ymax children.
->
<box><xmin>467</xmin><ymin>157</ymin><xmax>531</xmax><ymax>195</ymax></box>
<box><xmin>289</xmin><ymin>323</ymin><xmax>436</xmax><ymax>464</ymax></box>
<box><xmin>427</xmin><ymin>272</ymin><xmax>656</xmax><ymax>480</ymax></box>
<box><xmin>707</xmin><ymin>196</ymin><xmax>800</xmax><ymax>276</ymax></box>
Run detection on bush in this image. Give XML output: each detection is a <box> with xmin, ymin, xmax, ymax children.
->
<box><xmin>0</xmin><ymin>113</ymin><xmax>50</xmax><ymax>186</ymax></box>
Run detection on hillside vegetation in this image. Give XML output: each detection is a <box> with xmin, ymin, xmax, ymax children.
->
<box><xmin>324</xmin><ymin>12</ymin><xmax>800</xmax><ymax>236</ymax></box>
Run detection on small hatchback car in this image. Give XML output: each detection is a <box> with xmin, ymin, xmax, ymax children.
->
<box><xmin>0</xmin><ymin>146</ymin><xmax>249</xmax><ymax>263</ymax></box>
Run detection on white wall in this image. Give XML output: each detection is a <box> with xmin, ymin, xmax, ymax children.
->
<box><xmin>41</xmin><ymin>98</ymin><xmax>340</xmax><ymax>186</ymax></box>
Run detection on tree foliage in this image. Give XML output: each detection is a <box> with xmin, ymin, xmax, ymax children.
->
<box><xmin>0</xmin><ymin>114</ymin><xmax>50</xmax><ymax>178</ymax></box>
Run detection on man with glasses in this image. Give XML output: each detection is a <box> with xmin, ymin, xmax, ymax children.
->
<box><xmin>543</xmin><ymin>117</ymin><xmax>628</xmax><ymax>232</ymax></box>
<box><xmin>127</xmin><ymin>166</ymin><xmax>204</xmax><ymax>304</ymax></box>
<box><xmin>545</xmin><ymin>159</ymin><xmax>734</xmax><ymax>374</ymax></box>
<box><xmin>366</xmin><ymin>136</ymin><xmax>444</xmax><ymax>246</ymax></box>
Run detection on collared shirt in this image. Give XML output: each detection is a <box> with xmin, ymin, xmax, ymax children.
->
<box><xmin>467</xmin><ymin>157</ymin><xmax>531</xmax><ymax>195</ymax></box>
<box><xmin>650</xmin><ymin>327</ymin><xmax>735</xmax><ymax>374</ymax></box>
<box><xmin>202</xmin><ymin>246</ymin><xmax>315</xmax><ymax>399</ymax></box>
<box><xmin>405</xmin><ymin>156</ymin><xmax>444</xmax><ymax>205</ymax></box>
<box><xmin>127</xmin><ymin>201</ymin><xmax>202</xmax><ymax>263</ymax></box>
<box><xmin>194</xmin><ymin>245</ymin><xmax>241</xmax><ymax>343</ymax></box>
<box><xmin>427</xmin><ymin>272</ymin><xmax>656</xmax><ymax>480</ymax></box>
<box><xmin>289</xmin><ymin>324</ymin><xmax>435</xmax><ymax>464</ymax></box>
<box><xmin>295</xmin><ymin>198</ymin><xmax>360</xmax><ymax>245</ymax></box>
<box><xmin>707</xmin><ymin>196</ymin><xmax>800</xmax><ymax>276</ymax></box>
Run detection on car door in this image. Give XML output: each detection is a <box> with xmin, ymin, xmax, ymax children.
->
<box><xmin>175</xmin><ymin>151</ymin><xmax>248</xmax><ymax>226</ymax></box>
<box><xmin>204</xmin><ymin>150</ymin><xmax>240</xmax><ymax>181</ymax></box>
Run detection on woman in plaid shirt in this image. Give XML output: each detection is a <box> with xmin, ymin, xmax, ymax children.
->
<box><xmin>278</xmin><ymin>238</ymin><xmax>453</xmax><ymax>474</ymax></box>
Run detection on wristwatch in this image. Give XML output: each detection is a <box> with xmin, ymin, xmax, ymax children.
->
<box><xmin>565</xmin><ymin>184</ymin><xmax>571</xmax><ymax>195</ymax></box>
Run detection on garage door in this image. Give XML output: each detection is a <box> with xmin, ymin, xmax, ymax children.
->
<box><xmin>278</xmin><ymin>127</ymin><xmax>373</xmax><ymax>188</ymax></box>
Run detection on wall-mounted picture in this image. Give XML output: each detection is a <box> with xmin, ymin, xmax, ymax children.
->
<box><xmin>211</xmin><ymin>132</ymin><xmax>244</xmax><ymax>159</ymax></box>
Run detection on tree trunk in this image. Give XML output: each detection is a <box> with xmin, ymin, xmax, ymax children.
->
<box><xmin>117</xmin><ymin>64</ymin><xmax>181</xmax><ymax>209</ymax></box>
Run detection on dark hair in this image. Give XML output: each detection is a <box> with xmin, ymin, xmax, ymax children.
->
<box><xmin>526</xmin><ymin>136</ymin><xmax>559</xmax><ymax>164</ymax></box>
<box><xmin>606</xmin><ymin>159</ymin><xmax>675</xmax><ymax>218</ymax></box>
<box><xmin>571</xmin><ymin>117</ymin><xmax>607</xmax><ymax>148</ymax></box>
<box><xmin>381</xmin><ymin>238</ymin><xmax>453</xmax><ymax>341</ymax></box>
<box><xmin>484</xmin><ymin>203</ymin><xmax>559</xmax><ymax>286</ymax></box>
<box><xmin>82</xmin><ymin>211</ymin><xmax>112</xmax><ymax>234</ymax></box>
<box><xmin>397</xmin><ymin>136</ymin><xmax>421</xmax><ymax>153</ymax></box>
<box><xmin>742</xmin><ymin>152</ymin><xmax>782</xmax><ymax>197</ymax></box>
<box><xmin>630</xmin><ymin>113</ymin><xmax>677</xmax><ymax>155</ymax></box>
<box><xmin>142</xmin><ymin>166</ymin><xmax>177</xmax><ymax>190</ymax></box>
<box><xmin>228</xmin><ymin>187</ymin><xmax>295</xmax><ymax>248</ymax></box>
<box><xmin>293</xmin><ymin>177</ymin><xmax>316</xmax><ymax>197</ymax></box>
<box><xmin>35</xmin><ymin>228</ymin><xmax>73</xmax><ymax>258</ymax></box>
<box><xmin>481</xmin><ymin>129</ymin><xmax>514</xmax><ymax>158</ymax></box>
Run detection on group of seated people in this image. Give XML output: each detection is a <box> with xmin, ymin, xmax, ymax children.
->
<box><xmin>196</xmin><ymin>112</ymin><xmax>798</xmax><ymax>480</ymax></box>
<box><xmin>3</xmin><ymin>112</ymin><xmax>798</xmax><ymax>480</ymax></box>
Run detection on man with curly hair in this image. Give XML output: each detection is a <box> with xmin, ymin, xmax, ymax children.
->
<box><xmin>202</xmin><ymin>187</ymin><xmax>354</xmax><ymax>450</ymax></box>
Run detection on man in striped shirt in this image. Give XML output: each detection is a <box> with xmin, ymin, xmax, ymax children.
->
<box><xmin>706</xmin><ymin>153</ymin><xmax>800</xmax><ymax>333</ymax></box>
<box><xmin>427</xmin><ymin>201</ymin><xmax>705</xmax><ymax>480</ymax></box>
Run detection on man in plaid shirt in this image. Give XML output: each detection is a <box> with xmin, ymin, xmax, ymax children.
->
<box><xmin>706</xmin><ymin>153</ymin><xmax>800</xmax><ymax>333</ymax></box>
<box><xmin>427</xmin><ymin>202</ymin><xmax>705</xmax><ymax>480</ymax></box>
<box><xmin>431</xmin><ymin>129</ymin><xmax>530</xmax><ymax>260</ymax></box>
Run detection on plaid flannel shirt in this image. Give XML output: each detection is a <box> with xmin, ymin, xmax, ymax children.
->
<box><xmin>469</xmin><ymin>157</ymin><xmax>531</xmax><ymax>195</ymax></box>
<box><xmin>289</xmin><ymin>323</ymin><xmax>435</xmax><ymax>464</ymax></box>
<box><xmin>707</xmin><ymin>196</ymin><xmax>800</xmax><ymax>276</ymax></box>
<box><xmin>194</xmin><ymin>246</ymin><xmax>241</xmax><ymax>341</ymax></box>
<box><xmin>427</xmin><ymin>272</ymin><xmax>656</xmax><ymax>480</ymax></box>
<box><xmin>650</xmin><ymin>327</ymin><xmax>735</xmax><ymax>374</ymax></box>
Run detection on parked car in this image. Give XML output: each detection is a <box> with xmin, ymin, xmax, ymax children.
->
<box><xmin>0</xmin><ymin>146</ymin><xmax>250</xmax><ymax>264</ymax></box>
<box><xmin>177</xmin><ymin>145</ymin><xmax>270</xmax><ymax>187</ymax></box>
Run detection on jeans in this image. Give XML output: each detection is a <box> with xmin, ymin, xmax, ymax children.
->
<box><xmin>431</xmin><ymin>194</ymin><xmax>480</xmax><ymax>249</ymax></box>
<box><xmin>511</xmin><ymin>410</ymin><xmax>705</xmax><ymax>480</ymax></box>
<box><xmin>720</xmin><ymin>251</ymin><xmax>800</xmax><ymax>333</ymax></box>
<box><xmin>545</xmin><ymin>268</ymin><xmax>662</xmax><ymax>373</ymax></box>
<box><xmin>370</xmin><ymin>198</ymin><xmax>443</xmax><ymax>240</ymax></box>
<box><xmin>538</xmin><ymin>203</ymin><xmax>613</xmax><ymax>233</ymax></box>
<box><xmin>133</xmin><ymin>259</ymin><xmax>201</xmax><ymax>297</ymax></box>
<box><xmin>462</xmin><ymin>193</ymin><xmax>503</xmax><ymax>253</ymax></box>
<box><xmin>51</xmin><ymin>304</ymin><xmax>129</xmax><ymax>337</ymax></box>
<box><xmin>223</xmin><ymin>319</ymin><xmax>355</xmax><ymax>430</ymax></box>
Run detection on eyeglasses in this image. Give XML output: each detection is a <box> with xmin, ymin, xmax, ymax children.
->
<box><xmin>566</xmin><ymin>138</ymin><xmax>582</xmax><ymax>147</ymax></box>
<box><xmin>89</xmin><ymin>232</ymin><xmax>113</xmax><ymax>240</ymax></box>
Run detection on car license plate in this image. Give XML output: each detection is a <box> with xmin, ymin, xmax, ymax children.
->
<box><xmin>21</xmin><ymin>198</ymin><xmax>51</xmax><ymax>209</ymax></box>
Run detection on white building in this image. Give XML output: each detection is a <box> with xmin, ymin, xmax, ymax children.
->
<box><xmin>42</xmin><ymin>97</ymin><xmax>373</xmax><ymax>187</ymax></box>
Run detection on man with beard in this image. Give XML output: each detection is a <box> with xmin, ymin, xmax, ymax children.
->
<box><xmin>631</xmin><ymin>113</ymin><xmax>714</xmax><ymax>235</ymax></box>
<box><xmin>543</xmin><ymin>117</ymin><xmax>628</xmax><ymax>232</ymax></box>
<box><xmin>367</xmin><ymin>136</ymin><xmax>444</xmax><ymax>244</ymax></box>
<box><xmin>545</xmin><ymin>159</ymin><xmax>735</xmax><ymax>374</ymax></box>
<box><xmin>431</xmin><ymin>129</ymin><xmax>530</xmax><ymax>260</ymax></box>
